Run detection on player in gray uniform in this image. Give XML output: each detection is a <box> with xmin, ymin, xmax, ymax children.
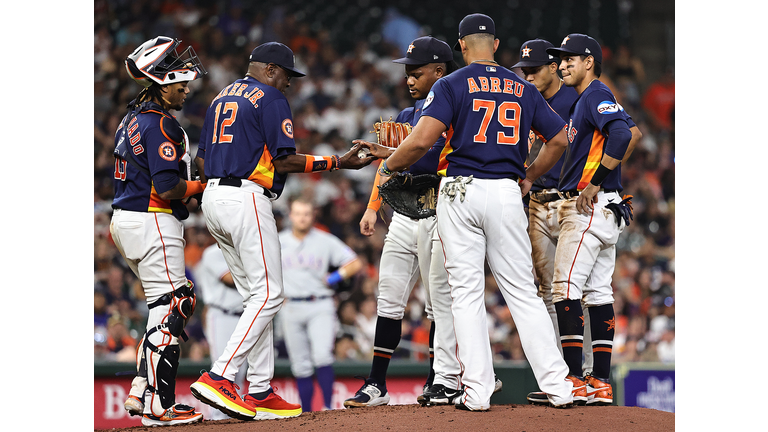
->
<box><xmin>279</xmin><ymin>198</ymin><xmax>362</xmax><ymax>411</ymax></box>
<box><xmin>194</xmin><ymin>243</ymin><xmax>246</xmax><ymax>420</ymax></box>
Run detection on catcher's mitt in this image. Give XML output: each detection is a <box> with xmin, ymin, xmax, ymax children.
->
<box><xmin>374</xmin><ymin>117</ymin><xmax>412</xmax><ymax>148</ymax></box>
<box><xmin>378</xmin><ymin>173</ymin><xmax>441</xmax><ymax>219</ymax></box>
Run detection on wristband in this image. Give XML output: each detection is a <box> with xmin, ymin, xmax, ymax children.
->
<box><xmin>182</xmin><ymin>180</ymin><xmax>206</xmax><ymax>199</ymax></box>
<box><xmin>378</xmin><ymin>160</ymin><xmax>394</xmax><ymax>176</ymax></box>
<box><xmin>326</xmin><ymin>271</ymin><xmax>343</xmax><ymax>286</ymax></box>
<box><xmin>589</xmin><ymin>163</ymin><xmax>612</xmax><ymax>187</ymax></box>
<box><xmin>303</xmin><ymin>155</ymin><xmax>335</xmax><ymax>172</ymax></box>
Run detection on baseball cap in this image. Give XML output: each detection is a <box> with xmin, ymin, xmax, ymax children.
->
<box><xmin>249</xmin><ymin>42</ymin><xmax>306</xmax><ymax>77</ymax></box>
<box><xmin>453</xmin><ymin>13</ymin><xmax>495</xmax><ymax>51</ymax></box>
<box><xmin>546</xmin><ymin>34</ymin><xmax>602</xmax><ymax>64</ymax></box>
<box><xmin>512</xmin><ymin>39</ymin><xmax>558</xmax><ymax>68</ymax></box>
<box><xmin>393</xmin><ymin>36</ymin><xmax>457</xmax><ymax>72</ymax></box>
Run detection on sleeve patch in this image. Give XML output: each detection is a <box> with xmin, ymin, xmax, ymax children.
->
<box><xmin>282</xmin><ymin>119</ymin><xmax>294</xmax><ymax>139</ymax></box>
<box><xmin>423</xmin><ymin>91</ymin><xmax>435</xmax><ymax>109</ymax></box>
<box><xmin>158</xmin><ymin>142</ymin><xmax>177</xmax><ymax>161</ymax></box>
<box><xmin>597</xmin><ymin>100</ymin><xmax>621</xmax><ymax>115</ymax></box>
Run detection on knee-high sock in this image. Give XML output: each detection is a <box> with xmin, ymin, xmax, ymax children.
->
<box><xmin>296</xmin><ymin>376</ymin><xmax>314</xmax><ymax>412</ymax></box>
<box><xmin>315</xmin><ymin>365</ymin><xmax>335</xmax><ymax>408</ymax></box>
<box><xmin>370</xmin><ymin>316</ymin><xmax>402</xmax><ymax>387</ymax></box>
<box><xmin>587</xmin><ymin>304</ymin><xmax>615</xmax><ymax>380</ymax></box>
<box><xmin>555</xmin><ymin>299</ymin><xmax>585</xmax><ymax>377</ymax></box>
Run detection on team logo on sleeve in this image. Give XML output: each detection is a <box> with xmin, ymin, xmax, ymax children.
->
<box><xmin>158</xmin><ymin>142</ymin><xmax>177</xmax><ymax>161</ymax></box>
<box><xmin>423</xmin><ymin>91</ymin><xmax>435</xmax><ymax>109</ymax></box>
<box><xmin>282</xmin><ymin>119</ymin><xmax>294</xmax><ymax>139</ymax></box>
<box><xmin>597</xmin><ymin>101</ymin><xmax>620</xmax><ymax>114</ymax></box>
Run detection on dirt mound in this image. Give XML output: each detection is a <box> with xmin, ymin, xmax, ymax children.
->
<box><xmin>103</xmin><ymin>403</ymin><xmax>673</xmax><ymax>431</ymax></box>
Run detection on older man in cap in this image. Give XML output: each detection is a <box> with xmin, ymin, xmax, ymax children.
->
<box><xmin>189</xmin><ymin>42</ymin><xmax>377</xmax><ymax>420</ymax></box>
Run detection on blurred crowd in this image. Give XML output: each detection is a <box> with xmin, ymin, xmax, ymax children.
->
<box><xmin>94</xmin><ymin>1</ymin><xmax>675</xmax><ymax>368</ymax></box>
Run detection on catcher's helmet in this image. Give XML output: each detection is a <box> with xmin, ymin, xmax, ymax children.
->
<box><xmin>125</xmin><ymin>36</ymin><xmax>206</xmax><ymax>88</ymax></box>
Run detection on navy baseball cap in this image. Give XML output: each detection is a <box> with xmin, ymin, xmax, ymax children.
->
<box><xmin>546</xmin><ymin>34</ymin><xmax>602</xmax><ymax>64</ymax></box>
<box><xmin>512</xmin><ymin>39</ymin><xmax>558</xmax><ymax>68</ymax></box>
<box><xmin>249</xmin><ymin>42</ymin><xmax>306</xmax><ymax>77</ymax></box>
<box><xmin>454</xmin><ymin>13</ymin><xmax>495</xmax><ymax>51</ymax></box>
<box><xmin>393</xmin><ymin>36</ymin><xmax>456</xmax><ymax>72</ymax></box>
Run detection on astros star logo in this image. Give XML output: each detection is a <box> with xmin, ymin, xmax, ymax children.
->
<box><xmin>522</xmin><ymin>46</ymin><xmax>532</xmax><ymax>58</ymax></box>
<box><xmin>561</xmin><ymin>36</ymin><xmax>570</xmax><ymax>46</ymax></box>
<box><xmin>605</xmin><ymin>317</ymin><xmax>615</xmax><ymax>331</ymax></box>
<box><xmin>407</xmin><ymin>44</ymin><xmax>415</xmax><ymax>54</ymax></box>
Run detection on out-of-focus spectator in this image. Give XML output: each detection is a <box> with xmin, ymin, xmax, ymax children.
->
<box><xmin>380</xmin><ymin>7</ymin><xmax>422</xmax><ymax>55</ymax></box>
<box><xmin>610</xmin><ymin>44</ymin><xmax>646</xmax><ymax>108</ymax></box>
<box><xmin>642</xmin><ymin>67</ymin><xmax>675</xmax><ymax>133</ymax></box>
<box><xmin>354</xmin><ymin>296</ymin><xmax>378</xmax><ymax>359</ymax></box>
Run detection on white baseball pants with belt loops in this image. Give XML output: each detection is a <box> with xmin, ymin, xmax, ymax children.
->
<box><xmin>436</xmin><ymin>176</ymin><xmax>573</xmax><ymax>409</ymax></box>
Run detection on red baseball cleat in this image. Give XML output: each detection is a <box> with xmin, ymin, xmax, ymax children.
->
<box><xmin>243</xmin><ymin>387</ymin><xmax>302</xmax><ymax>420</ymax></box>
<box><xmin>190</xmin><ymin>371</ymin><xmax>256</xmax><ymax>420</ymax></box>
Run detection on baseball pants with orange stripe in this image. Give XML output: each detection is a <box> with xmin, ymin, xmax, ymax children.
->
<box><xmin>109</xmin><ymin>209</ymin><xmax>189</xmax><ymax>415</ymax></box>
<box><xmin>551</xmin><ymin>190</ymin><xmax>624</xmax><ymax>306</ymax></box>
<box><xmin>528</xmin><ymin>197</ymin><xmax>594</xmax><ymax>375</ymax></box>
<box><xmin>551</xmin><ymin>190</ymin><xmax>624</xmax><ymax>382</ymax></box>
<box><xmin>201</xmin><ymin>179</ymin><xmax>284</xmax><ymax>394</ymax></box>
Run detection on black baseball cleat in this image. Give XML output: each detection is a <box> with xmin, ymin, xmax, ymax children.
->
<box><xmin>343</xmin><ymin>378</ymin><xmax>390</xmax><ymax>408</ymax></box>
<box><xmin>418</xmin><ymin>384</ymin><xmax>463</xmax><ymax>406</ymax></box>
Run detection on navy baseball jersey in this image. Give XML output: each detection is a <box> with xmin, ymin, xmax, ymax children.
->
<box><xmin>111</xmin><ymin>101</ymin><xmax>191</xmax><ymax>220</ymax></box>
<box><xmin>197</xmin><ymin>76</ymin><xmax>297</xmax><ymax>198</ymax></box>
<box><xmin>529</xmin><ymin>84</ymin><xmax>579</xmax><ymax>191</ymax></box>
<box><xmin>558</xmin><ymin>80</ymin><xmax>630</xmax><ymax>192</ymax></box>
<box><xmin>396</xmin><ymin>98</ymin><xmax>446</xmax><ymax>176</ymax></box>
<box><xmin>421</xmin><ymin>63</ymin><xmax>566</xmax><ymax>179</ymax></box>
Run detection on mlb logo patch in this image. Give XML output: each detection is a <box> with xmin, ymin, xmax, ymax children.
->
<box><xmin>486</xmin><ymin>66</ymin><xmax>496</xmax><ymax>72</ymax></box>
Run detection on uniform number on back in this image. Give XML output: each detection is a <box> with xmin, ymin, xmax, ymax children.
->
<box><xmin>212</xmin><ymin>101</ymin><xmax>239</xmax><ymax>144</ymax></box>
<box><xmin>114</xmin><ymin>158</ymin><xmax>127</xmax><ymax>181</ymax></box>
<box><xmin>472</xmin><ymin>99</ymin><xmax>520</xmax><ymax>145</ymax></box>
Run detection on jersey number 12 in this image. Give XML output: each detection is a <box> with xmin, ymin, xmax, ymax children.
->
<box><xmin>212</xmin><ymin>102</ymin><xmax>239</xmax><ymax>144</ymax></box>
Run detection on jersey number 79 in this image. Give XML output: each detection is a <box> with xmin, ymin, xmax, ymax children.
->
<box><xmin>472</xmin><ymin>99</ymin><xmax>521</xmax><ymax>145</ymax></box>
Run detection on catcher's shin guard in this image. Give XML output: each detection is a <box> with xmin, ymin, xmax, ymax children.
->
<box><xmin>142</xmin><ymin>282</ymin><xmax>196</xmax><ymax>415</ymax></box>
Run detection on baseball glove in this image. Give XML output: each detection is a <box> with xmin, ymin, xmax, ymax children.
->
<box><xmin>374</xmin><ymin>117</ymin><xmax>412</xmax><ymax>148</ymax></box>
<box><xmin>605</xmin><ymin>194</ymin><xmax>634</xmax><ymax>228</ymax></box>
<box><xmin>378</xmin><ymin>173</ymin><xmax>441</xmax><ymax>219</ymax></box>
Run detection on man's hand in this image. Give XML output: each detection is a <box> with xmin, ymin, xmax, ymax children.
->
<box><xmin>353</xmin><ymin>140</ymin><xmax>395</xmax><ymax>160</ymax></box>
<box><xmin>359</xmin><ymin>208</ymin><xmax>378</xmax><ymax>236</ymax></box>
<box><xmin>338</xmin><ymin>142</ymin><xmax>378</xmax><ymax>169</ymax></box>
<box><xmin>519</xmin><ymin>178</ymin><xmax>534</xmax><ymax>196</ymax></box>
<box><xmin>576</xmin><ymin>183</ymin><xmax>601</xmax><ymax>213</ymax></box>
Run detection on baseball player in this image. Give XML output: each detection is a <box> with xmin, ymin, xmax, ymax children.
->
<box><xmin>194</xmin><ymin>242</ymin><xmax>246</xmax><ymax>420</ymax></box>
<box><xmin>188</xmin><ymin>42</ymin><xmax>376</xmax><ymax>421</ymax></box>
<box><xmin>514</xmin><ymin>40</ymin><xmax>643</xmax><ymax>381</ymax></box>
<box><xmin>278</xmin><ymin>197</ymin><xmax>362</xmax><ymax>411</ymax></box>
<box><xmin>110</xmin><ymin>36</ymin><xmax>206</xmax><ymax>426</ymax></box>
<box><xmin>368</xmin><ymin>14</ymin><xmax>576</xmax><ymax>411</ymax></box>
<box><xmin>537</xmin><ymin>34</ymin><xmax>634</xmax><ymax>406</ymax></box>
<box><xmin>345</xmin><ymin>36</ymin><xmax>466</xmax><ymax>408</ymax></box>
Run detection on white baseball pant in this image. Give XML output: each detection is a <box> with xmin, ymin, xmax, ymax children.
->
<box><xmin>280</xmin><ymin>298</ymin><xmax>338</xmax><ymax>378</ymax></box>
<box><xmin>552</xmin><ymin>191</ymin><xmax>624</xmax><ymax>306</ymax></box>
<box><xmin>529</xmin><ymin>197</ymin><xmax>594</xmax><ymax>373</ymax></box>
<box><xmin>437</xmin><ymin>176</ymin><xmax>573</xmax><ymax>410</ymax></box>
<box><xmin>201</xmin><ymin>178</ymin><xmax>284</xmax><ymax>394</ymax></box>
